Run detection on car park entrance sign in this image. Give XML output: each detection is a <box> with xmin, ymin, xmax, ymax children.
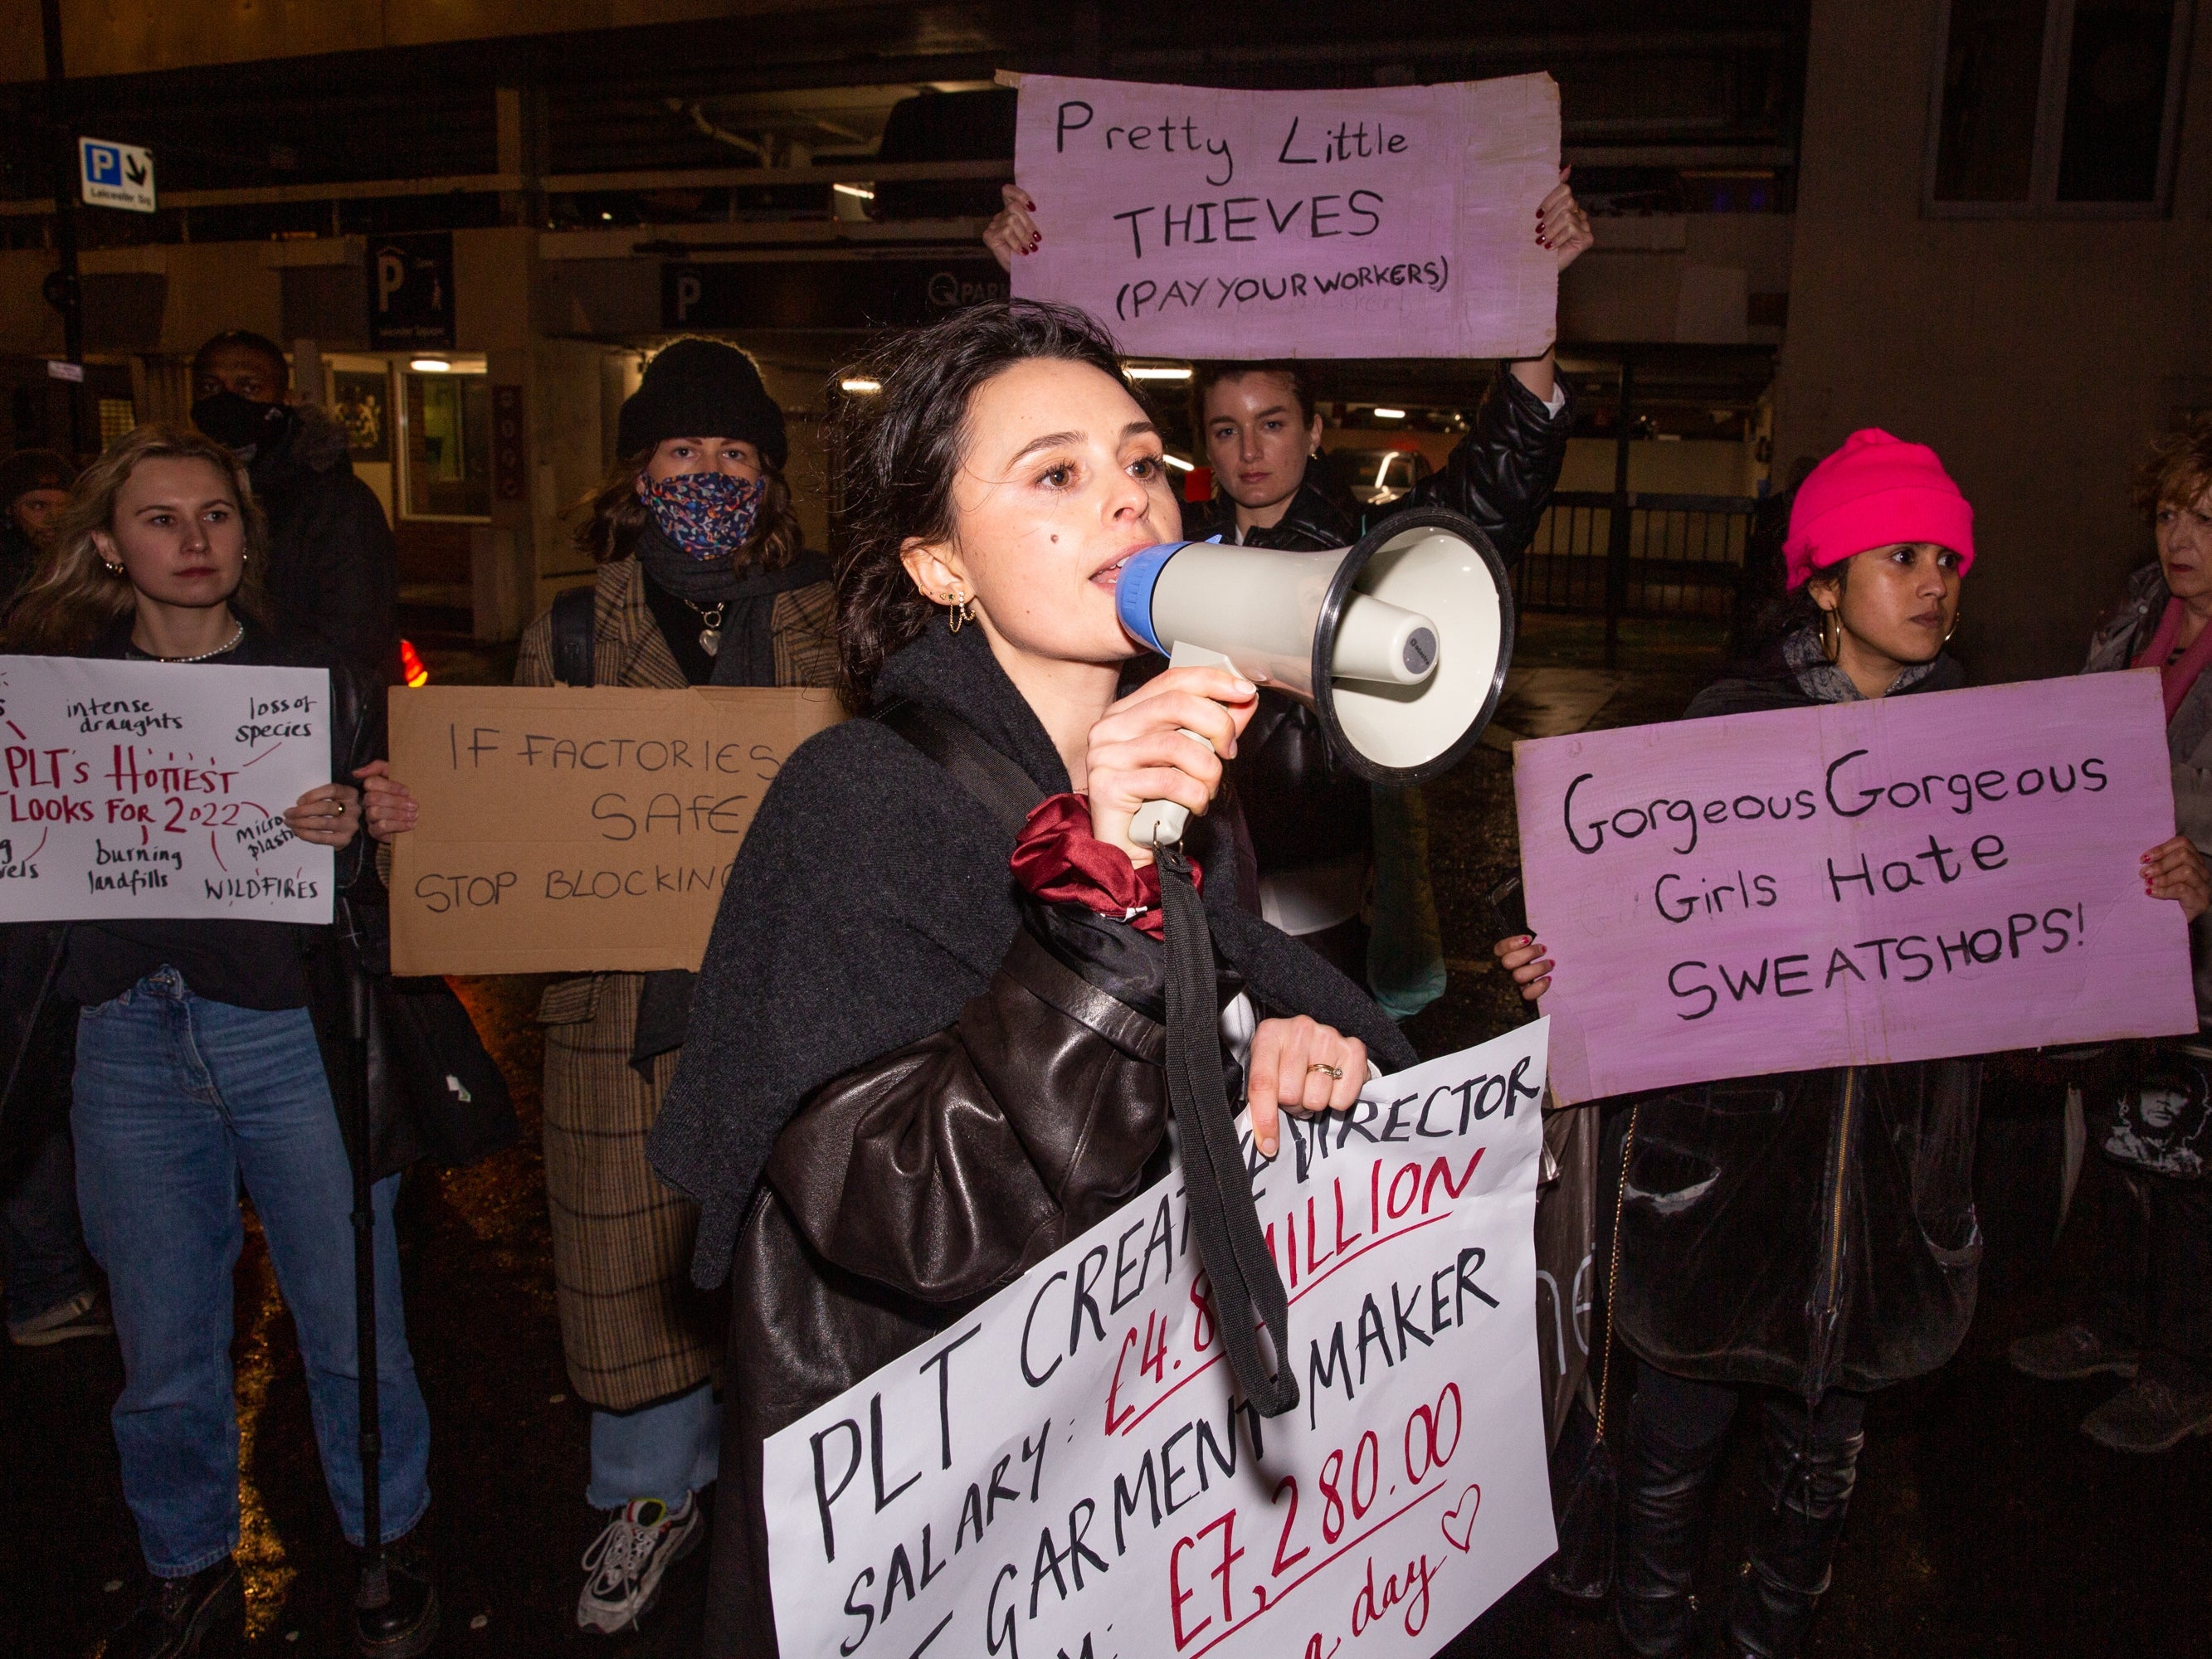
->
<box><xmin>1010</xmin><ymin>73</ymin><xmax>1559</xmax><ymax>360</ymax></box>
<box><xmin>79</xmin><ymin>138</ymin><xmax>156</xmax><ymax>213</ymax></box>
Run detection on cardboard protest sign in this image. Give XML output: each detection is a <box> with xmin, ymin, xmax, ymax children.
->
<box><xmin>387</xmin><ymin>684</ymin><xmax>843</xmax><ymax>975</ymax></box>
<box><xmin>764</xmin><ymin>1024</ymin><xmax>1556</xmax><ymax>1659</ymax></box>
<box><xmin>1010</xmin><ymin>72</ymin><xmax>1559</xmax><ymax>359</ymax></box>
<box><xmin>0</xmin><ymin>655</ymin><xmax>335</xmax><ymax>924</ymax></box>
<box><xmin>1514</xmin><ymin>673</ymin><xmax>2196</xmax><ymax>1106</ymax></box>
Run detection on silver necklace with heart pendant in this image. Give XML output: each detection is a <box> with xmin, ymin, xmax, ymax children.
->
<box><xmin>682</xmin><ymin>599</ymin><xmax>726</xmax><ymax>657</ymax></box>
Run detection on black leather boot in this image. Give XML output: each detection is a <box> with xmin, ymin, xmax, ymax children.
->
<box><xmin>1615</xmin><ymin>1384</ymin><xmax>1732</xmax><ymax>1657</ymax></box>
<box><xmin>95</xmin><ymin>1558</ymin><xmax>243</xmax><ymax>1658</ymax></box>
<box><xmin>1725</xmin><ymin>1406</ymin><xmax>1864</xmax><ymax>1658</ymax></box>
<box><xmin>354</xmin><ymin>1529</ymin><xmax>439</xmax><ymax>1659</ymax></box>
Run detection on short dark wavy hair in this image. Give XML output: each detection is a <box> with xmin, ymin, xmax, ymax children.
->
<box><xmin>830</xmin><ymin>300</ymin><xmax>1126</xmax><ymax>709</ymax></box>
<box><xmin>2135</xmin><ymin>414</ymin><xmax>2212</xmax><ymax>520</ymax></box>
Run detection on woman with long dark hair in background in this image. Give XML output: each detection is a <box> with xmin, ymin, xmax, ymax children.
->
<box><xmin>1</xmin><ymin>425</ymin><xmax>436</xmax><ymax>1659</ymax></box>
<box><xmin>987</xmin><ymin>176</ymin><xmax>1591</xmax><ymax>1010</ymax></box>
<box><xmin>362</xmin><ymin>338</ymin><xmax>837</xmax><ymax>1635</ymax></box>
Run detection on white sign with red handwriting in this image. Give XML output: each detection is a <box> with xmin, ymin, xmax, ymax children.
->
<box><xmin>764</xmin><ymin>1022</ymin><xmax>1555</xmax><ymax>1659</ymax></box>
<box><xmin>0</xmin><ymin>655</ymin><xmax>335</xmax><ymax>924</ymax></box>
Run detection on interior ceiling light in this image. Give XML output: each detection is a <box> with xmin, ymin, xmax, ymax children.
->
<box><xmin>840</xmin><ymin>377</ymin><xmax>882</xmax><ymax>394</ymax></box>
<box><xmin>833</xmin><ymin>182</ymin><xmax>876</xmax><ymax>200</ymax></box>
<box><xmin>1372</xmin><ymin>407</ymin><xmax>1407</xmax><ymax>420</ymax></box>
<box><xmin>410</xmin><ymin>358</ymin><xmax>452</xmax><ymax>373</ymax></box>
<box><xmin>1123</xmin><ymin>363</ymin><xmax>1193</xmax><ymax>381</ymax></box>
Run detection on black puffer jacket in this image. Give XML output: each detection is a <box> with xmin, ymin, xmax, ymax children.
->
<box><xmin>249</xmin><ymin>403</ymin><xmax>401</xmax><ymax>690</ymax></box>
<box><xmin>1607</xmin><ymin>641</ymin><xmax>1984</xmax><ymax>1400</ymax></box>
<box><xmin>1182</xmin><ymin>364</ymin><xmax>1573</xmax><ymax>873</ymax></box>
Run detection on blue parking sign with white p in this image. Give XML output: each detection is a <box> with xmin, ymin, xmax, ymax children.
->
<box><xmin>79</xmin><ymin>137</ymin><xmax>156</xmax><ymax>213</ymax></box>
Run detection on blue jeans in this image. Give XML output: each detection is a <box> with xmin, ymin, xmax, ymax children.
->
<box><xmin>589</xmin><ymin>1381</ymin><xmax>719</xmax><ymax>1511</ymax></box>
<box><xmin>72</xmin><ymin>969</ymin><xmax>431</xmax><ymax>1577</ymax></box>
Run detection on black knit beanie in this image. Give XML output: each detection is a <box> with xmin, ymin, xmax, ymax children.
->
<box><xmin>617</xmin><ymin>338</ymin><xmax>788</xmax><ymax>469</ymax></box>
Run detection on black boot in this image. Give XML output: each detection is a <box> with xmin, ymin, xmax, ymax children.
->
<box><xmin>95</xmin><ymin>1558</ymin><xmax>243</xmax><ymax>1659</ymax></box>
<box><xmin>354</xmin><ymin>1529</ymin><xmax>439</xmax><ymax>1659</ymax></box>
<box><xmin>1615</xmin><ymin>1372</ymin><xmax>1736</xmax><ymax>1657</ymax></box>
<box><xmin>1725</xmin><ymin>1396</ymin><xmax>1865</xmax><ymax>1658</ymax></box>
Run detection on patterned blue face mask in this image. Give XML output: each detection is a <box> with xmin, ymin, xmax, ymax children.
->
<box><xmin>639</xmin><ymin>470</ymin><xmax>766</xmax><ymax>560</ymax></box>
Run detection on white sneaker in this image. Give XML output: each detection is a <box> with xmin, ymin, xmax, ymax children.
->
<box><xmin>576</xmin><ymin>1492</ymin><xmax>704</xmax><ymax>1634</ymax></box>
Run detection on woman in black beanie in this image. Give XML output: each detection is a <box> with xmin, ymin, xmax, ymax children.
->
<box><xmin>363</xmin><ymin>337</ymin><xmax>835</xmax><ymax>1635</ymax></box>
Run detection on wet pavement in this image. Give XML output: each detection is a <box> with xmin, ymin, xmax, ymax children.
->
<box><xmin>6</xmin><ymin>615</ymin><xmax>2210</xmax><ymax>1656</ymax></box>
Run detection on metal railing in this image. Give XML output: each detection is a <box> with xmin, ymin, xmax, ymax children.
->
<box><xmin>1517</xmin><ymin>489</ymin><xmax>1761</xmax><ymax>619</ymax></box>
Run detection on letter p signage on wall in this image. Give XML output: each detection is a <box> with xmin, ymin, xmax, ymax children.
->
<box><xmin>367</xmin><ymin>231</ymin><xmax>456</xmax><ymax>350</ymax></box>
<box><xmin>79</xmin><ymin>138</ymin><xmax>155</xmax><ymax>213</ymax></box>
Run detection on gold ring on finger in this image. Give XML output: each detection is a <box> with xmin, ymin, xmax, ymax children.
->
<box><xmin>1306</xmin><ymin>1063</ymin><xmax>1344</xmax><ymax>1081</ymax></box>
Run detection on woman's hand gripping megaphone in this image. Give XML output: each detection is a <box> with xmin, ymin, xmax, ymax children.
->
<box><xmin>1084</xmin><ymin>648</ymin><xmax>1258</xmax><ymax>866</ymax></box>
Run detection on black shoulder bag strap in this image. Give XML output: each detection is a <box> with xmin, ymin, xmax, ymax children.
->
<box><xmin>550</xmin><ymin>585</ymin><xmax>597</xmax><ymax>688</ymax></box>
<box><xmin>1158</xmin><ymin>841</ymin><xmax>1299</xmax><ymax>1417</ymax></box>
<box><xmin>879</xmin><ymin>698</ymin><xmax>1298</xmax><ymax>1418</ymax></box>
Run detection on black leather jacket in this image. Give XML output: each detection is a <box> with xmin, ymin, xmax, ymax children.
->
<box><xmin>1182</xmin><ymin>364</ymin><xmax>1573</xmax><ymax>875</ymax></box>
<box><xmin>1607</xmin><ymin>649</ymin><xmax>1984</xmax><ymax>1399</ymax></box>
<box><xmin>0</xmin><ymin>622</ymin><xmax>405</xmax><ymax>1172</ymax></box>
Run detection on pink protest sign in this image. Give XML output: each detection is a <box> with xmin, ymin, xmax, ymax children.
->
<box><xmin>1513</xmin><ymin>673</ymin><xmax>2197</xmax><ymax>1106</ymax></box>
<box><xmin>1010</xmin><ymin>72</ymin><xmax>1560</xmax><ymax>359</ymax></box>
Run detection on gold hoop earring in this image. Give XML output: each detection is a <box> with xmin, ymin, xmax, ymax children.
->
<box><xmin>1820</xmin><ymin>608</ymin><xmax>1842</xmax><ymax>664</ymax></box>
<box><xmin>1942</xmin><ymin>608</ymin><xmax>1960</xmax><ymax>645</ymax></box>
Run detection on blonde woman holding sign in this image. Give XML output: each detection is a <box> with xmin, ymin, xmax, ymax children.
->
<box><xmin>0</xmin><ymin>426</ymin><xmax>438</xmax><ymax>1658</ymax></box>
<box><xmin>1497</xmin><ymin>431</ymin><xmax>2207</xmax><ymax>1659</ymax></box>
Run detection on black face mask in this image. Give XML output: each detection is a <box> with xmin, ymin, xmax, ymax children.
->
<box><xmin>190</xmin><ymin>390</ymin><xmax>294</xmax><ymax>459</ymax></box>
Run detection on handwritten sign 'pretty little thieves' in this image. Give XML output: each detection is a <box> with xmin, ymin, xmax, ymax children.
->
<box><xmin>763</xmin><ymin>1024</ymin><xmax>1557</xmax><ymax>1659</ymax></box>
<box><xmin>387</xmin><ymin>684</ymin><xmax>844</xmax><ymax>975</ymax></box>
<box><xmin>0</xmin><ymin>655</ymin><xmax>334</xmax><ymax>924</ymax></box>
<box><xmin>1011</xmin><ymin>73</ymin><xmax>1560</xmax><ymax>360</ymax></box>
<box><xmin>1515</xmin><ymin>672</ymin><xmax>2197</xmax><ymax>1106</ymax></box>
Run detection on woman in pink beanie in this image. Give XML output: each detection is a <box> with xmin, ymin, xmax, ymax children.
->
<box><xmin>1490</xmin><ymin>429</ymin><xmax>2207</xmax><ymax>1658</ymax></box>
<box><xmin>1778</xmin><ymin>426</ymin><xmax>1976</xmax><ymax>701</ymax></box>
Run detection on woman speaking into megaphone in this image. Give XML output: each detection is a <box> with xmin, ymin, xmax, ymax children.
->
<box><xmin>648</xmin><ymin>300</ymin><xmax>1416</xmax><ymax>1655</ymax></box>
<box><xmin>989</xmin><ymin>175</ymin><xmax>1593</xmax><ymax>1007</ymax></box>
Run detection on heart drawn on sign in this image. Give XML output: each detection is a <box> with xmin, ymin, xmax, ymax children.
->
<box><xmin>1440</xmin><ymin>1483</ymin><xmax>1482</xmax><ymax>1553</ymax></box>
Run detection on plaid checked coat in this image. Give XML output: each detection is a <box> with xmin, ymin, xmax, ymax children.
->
<box><xmin>515</xmin><ymin>555</ymin><xmax>836</xmax><ymax>1409</ymax></box>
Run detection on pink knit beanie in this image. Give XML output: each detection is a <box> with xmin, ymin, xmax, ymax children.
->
<box><xmin>1783</xmin><ymin>429</ymin><xmax>1975</xmax><ymax>590</ymax></box>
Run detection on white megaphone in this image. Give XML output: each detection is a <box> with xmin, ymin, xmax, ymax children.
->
<box><xmin>1113</xmin><ymin>507</ymin><xmax>1516</xmax><ymax>847</ymax></box>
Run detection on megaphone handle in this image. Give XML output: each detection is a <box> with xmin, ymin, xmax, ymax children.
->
<box><xmin>1128</xmin><ymin>641</ymin><xmax>1236</xmax><ymax>852</ymax></box>
<box><xmin>1130</xmin><ymin>785</ymin><xmax>1194</xmax><ymax>849</ymax></box>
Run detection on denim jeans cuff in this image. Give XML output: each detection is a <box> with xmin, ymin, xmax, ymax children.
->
<box><xmin>340</xmin><ymin>1488</ymin><xmax>431</xmax><ymax>1551</ymax></box>
<box><xmin>148</xmin><ymin>1536</ymin><xmax>240</xmax><ymax>1580</ymax></box>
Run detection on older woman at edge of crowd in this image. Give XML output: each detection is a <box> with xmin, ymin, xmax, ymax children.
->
<box><xmin>2010</xmin><ymin>414</ymin><xmax>2212</xmax><ymax>1452</ymax></box>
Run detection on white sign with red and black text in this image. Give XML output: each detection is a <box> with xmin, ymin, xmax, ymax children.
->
<box><xmin>764</xmin><ymin>1022</ymin><xmax>1556</xmax><ymax>1659</ymax></box>
<box><xmin>0</xmin><ymin>655</ymin><xmax>335</xmax><ymax>924</ymax></box>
